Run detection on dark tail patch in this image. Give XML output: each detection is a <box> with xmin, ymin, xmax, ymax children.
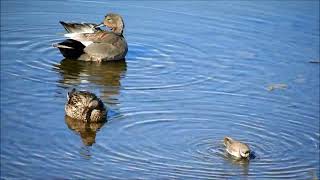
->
<box><xmin>54</xmin><ymin>39</ymin><xmax>85</xmax><ymax>59</ymax></box>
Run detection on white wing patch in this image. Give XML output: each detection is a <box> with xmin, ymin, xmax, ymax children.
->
<box><xmin>64</xmin><ymin>33</ymin><xmax>93</xmax><ymax>46</ymax></box>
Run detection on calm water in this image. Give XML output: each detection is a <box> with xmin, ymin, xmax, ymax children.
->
<box><xmin>1</xmin><ymin>0</ymin><xmax>319</xmax><ymax>179</ymax></box>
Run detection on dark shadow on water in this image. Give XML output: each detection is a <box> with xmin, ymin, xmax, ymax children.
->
<box><xmin>249</xmin><ymin>151</ymin><xmax>257</xmax><ymax>160</ymax></box>
<box><xmin>65</xmin><ymin>115</ymin><xmax>106</xmax><ymax>146</ymax></box>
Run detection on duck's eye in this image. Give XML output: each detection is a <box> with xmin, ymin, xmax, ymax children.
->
<box><xmin>107</xmin><ymin>18</ymin><xmax>112</xmax><ymax>22</ymax></box>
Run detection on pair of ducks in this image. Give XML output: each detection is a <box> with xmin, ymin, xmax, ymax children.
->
<box><xmin>61</xmin><ymin>13</ymin><xmax>251</xmax><ymax>159</ymax></box>
<box><xmin>60</xmin><ymin>13</ymin><xmax>125</xmax><ymax>122</ymax></box>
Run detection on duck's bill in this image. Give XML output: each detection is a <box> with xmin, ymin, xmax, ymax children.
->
<box><xmin>94</xmin><ymin>23</ymin><xmax>104</xmax><ymax>28</ymax></box>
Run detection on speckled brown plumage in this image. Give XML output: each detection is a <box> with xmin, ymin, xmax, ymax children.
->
<box><xmin>65</xmin><ymin>88</ymin><xmax>106</xmax><ymax>122</ymax></box>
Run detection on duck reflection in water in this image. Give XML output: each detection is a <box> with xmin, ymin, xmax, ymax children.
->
<box><xmin>65</xmin><ymin>115</ymin><xmax>106</xmax><ymax>146</ymax></box>
<box><xmin>223</xmin><ymin>152</ymin><xmax>250</xmax><ymax>176</ymax></box>
<box><xmin>54</xmin><ymin>59</ymin><xmax>127</xmax><ymax>105</ymax></box>
<box><xmin>54</xmin><ymin>59</ymin><xmax>127</xmax><ymax>146</ymax></box>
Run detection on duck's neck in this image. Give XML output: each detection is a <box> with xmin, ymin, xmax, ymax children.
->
<box><xmin>112</xmin><ymin>27</ymin><xmax>123</xmax><ymax>36</ymax></box>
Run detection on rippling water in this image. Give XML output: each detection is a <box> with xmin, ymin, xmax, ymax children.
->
<box><xmin>1</xmin><ymin>0</ymin><xmax>319</xmax><ymax>179</ymax></box>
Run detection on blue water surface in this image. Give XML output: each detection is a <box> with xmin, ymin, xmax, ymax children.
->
<box><xmin>1</xmin><ymin>0</ymin><xmax>319</xmax><ymax>179</ymax></box>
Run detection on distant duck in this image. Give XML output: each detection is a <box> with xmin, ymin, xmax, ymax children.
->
<box><xmin>224</xmin><ymin>137</ymin><xmax>251</xmax><ymax>159</ymax></box>
<box><xmin>65</xmin><ymin>88</ymin><xmax>106</xmax><ymax>122</ymax></box>
<box><xmin>53</xmin><ymin>13</ymin><xmax>128</xmax><ymax>62</ymax></box>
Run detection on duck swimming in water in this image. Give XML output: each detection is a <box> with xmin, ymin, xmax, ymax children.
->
<box><xmin>65</xmin><ymin>88</ymin><xmax>106</xmax><ymax>122</ymax></box>
<box><xmin>54</xmin><ymin>13</ymin><xmax>127</xmax><ymax>62</ymax></box>
<box><xmin>224</xmin><ymin>136</ymin><xmax>251</xmax><ymax>159</ymax></box>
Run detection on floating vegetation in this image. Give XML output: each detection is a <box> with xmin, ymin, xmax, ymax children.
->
<box><xmin>267</xmin><ymin>83</ymin><xmax>288</xmax><ymax>91</ymax></box>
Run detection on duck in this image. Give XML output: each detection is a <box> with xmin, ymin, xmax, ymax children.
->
<box><xmin>65</xmin><ymin>88</ymin><xmax>106</xmax><ymax>122</ymax></box>
<box><xmin>223</xmin><ymin>136</ymin><xmax>251</xmax><ymax>159</ymax></box>
<box><xmin>53</xmin><ymin>13</ymin><xmax>128</xmax><ymax>62</ymax></box>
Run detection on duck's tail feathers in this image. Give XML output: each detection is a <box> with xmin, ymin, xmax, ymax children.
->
<box><xmin>52</xmin><ymin>44</ymin><xmax>74</xmax><ymax>49</ymax></box>
<box><xmin>53</xmin><ymin>39</ymin><xmax>85</xmax><ymax>59</ymax></box>
<box><xmin>67</xmin><ymin>88</ymin><xmax>77</xmax><ymax>103</ymax></box>
<box><xmin>223</xmin><ymin>136</ymin><xmax>233</xmax><ymax>147</ymax></box>
<box><xmin>59</xmin><ymin>21</ymin><xmax>100</xmax><ymax>33</ymax></box>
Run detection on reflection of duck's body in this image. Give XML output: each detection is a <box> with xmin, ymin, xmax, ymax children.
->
<box><xmin>224</xmin><ymin>137</ymin><xmax>250</xmax><ymax>159</ymax></box>
<box><xmin>54</xmin><ymin>59</ymin><xmax>126</xmax><ymax>105</ymax></box>
<box><xmin>53</xmin><ymin>13</ymin><xmax>127</xmax><ymax>62</ymax></box>
<box><xmin>65</xmin><ymin>88</ymin><xmax>106</xmax><ymax>122</ymax></box>
<box><xmin>55</xmin><ymin>59</ymin><xmax>126</xmax><ymax>85</ymax></box>
<box><xmin>65</xmin><ymin>115</ymin><xmax>105</xmax><ymax>146</ymax></box>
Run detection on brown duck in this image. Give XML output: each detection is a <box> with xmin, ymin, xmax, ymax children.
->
<box><xmin>54</xmin><ymin>13</ymin><xmax>128</xmax><ymax>62</ymax></box>
<box><xmin>65</xmin><ymin>88</ymin><xmax>106</xmax><ymax>122</ymax></box>
<box><xmin>224</xmin><ymin>136</ymin><xmax>251</xmax><ymax>159</ymax></box>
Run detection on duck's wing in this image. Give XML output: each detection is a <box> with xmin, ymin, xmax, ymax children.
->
<box><xmin>226</xmin><ymin>143</ymin><xmax>238</xmax><ymax>154</ymax></box>
<box><xmin>60</xmin><ymin>21</ymin><xmax>104</xmax><ymax>46</ymax></box>
<box><xmin>65</xmin><ymin>31</ymin><xmax>121</xmax><ymax>48</ymax></box>
<box><xmin>83</xmin><ymin>32</ymin><xmax>127</xmax><ymax>61</ymax></box>
<box><xmin>60</xmin><ymin>21</ymin><xmax>101</xmax><ymax>33</ymax></box>
<box><xmin>68</xmin><ymin>31</ymin><xmax>119</xmax><ymax>43</ymax></box>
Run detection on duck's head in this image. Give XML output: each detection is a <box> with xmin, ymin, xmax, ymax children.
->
<box><xmin>96</xmin><ymin>13</ymin><xmax>124</xmax><ymax>35</ymax></box>
<box><xmin>239</xmin><ymin>144</ymin><xmax>250</xmax><ymax>158</ymax></box>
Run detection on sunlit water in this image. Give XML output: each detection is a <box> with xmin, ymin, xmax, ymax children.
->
<box><xmin>1</xmin><ymin>0</ymin><xmax>319</xmax><ymax>179</ymax></box>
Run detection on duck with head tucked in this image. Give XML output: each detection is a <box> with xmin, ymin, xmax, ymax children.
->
<box><xmin>65</xmin><ymin>88</ymin><xmax>106</xmax><ymax>122</ymax></box>
<box><xmin>224</xmin><ymin>136</ymin><xmax>251</xmax><ymax>159</ymax></box>
<box><xmin>53</xmin><ymin>13</ymin><xmax>127</xmax><ymax>62</ymax></box>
